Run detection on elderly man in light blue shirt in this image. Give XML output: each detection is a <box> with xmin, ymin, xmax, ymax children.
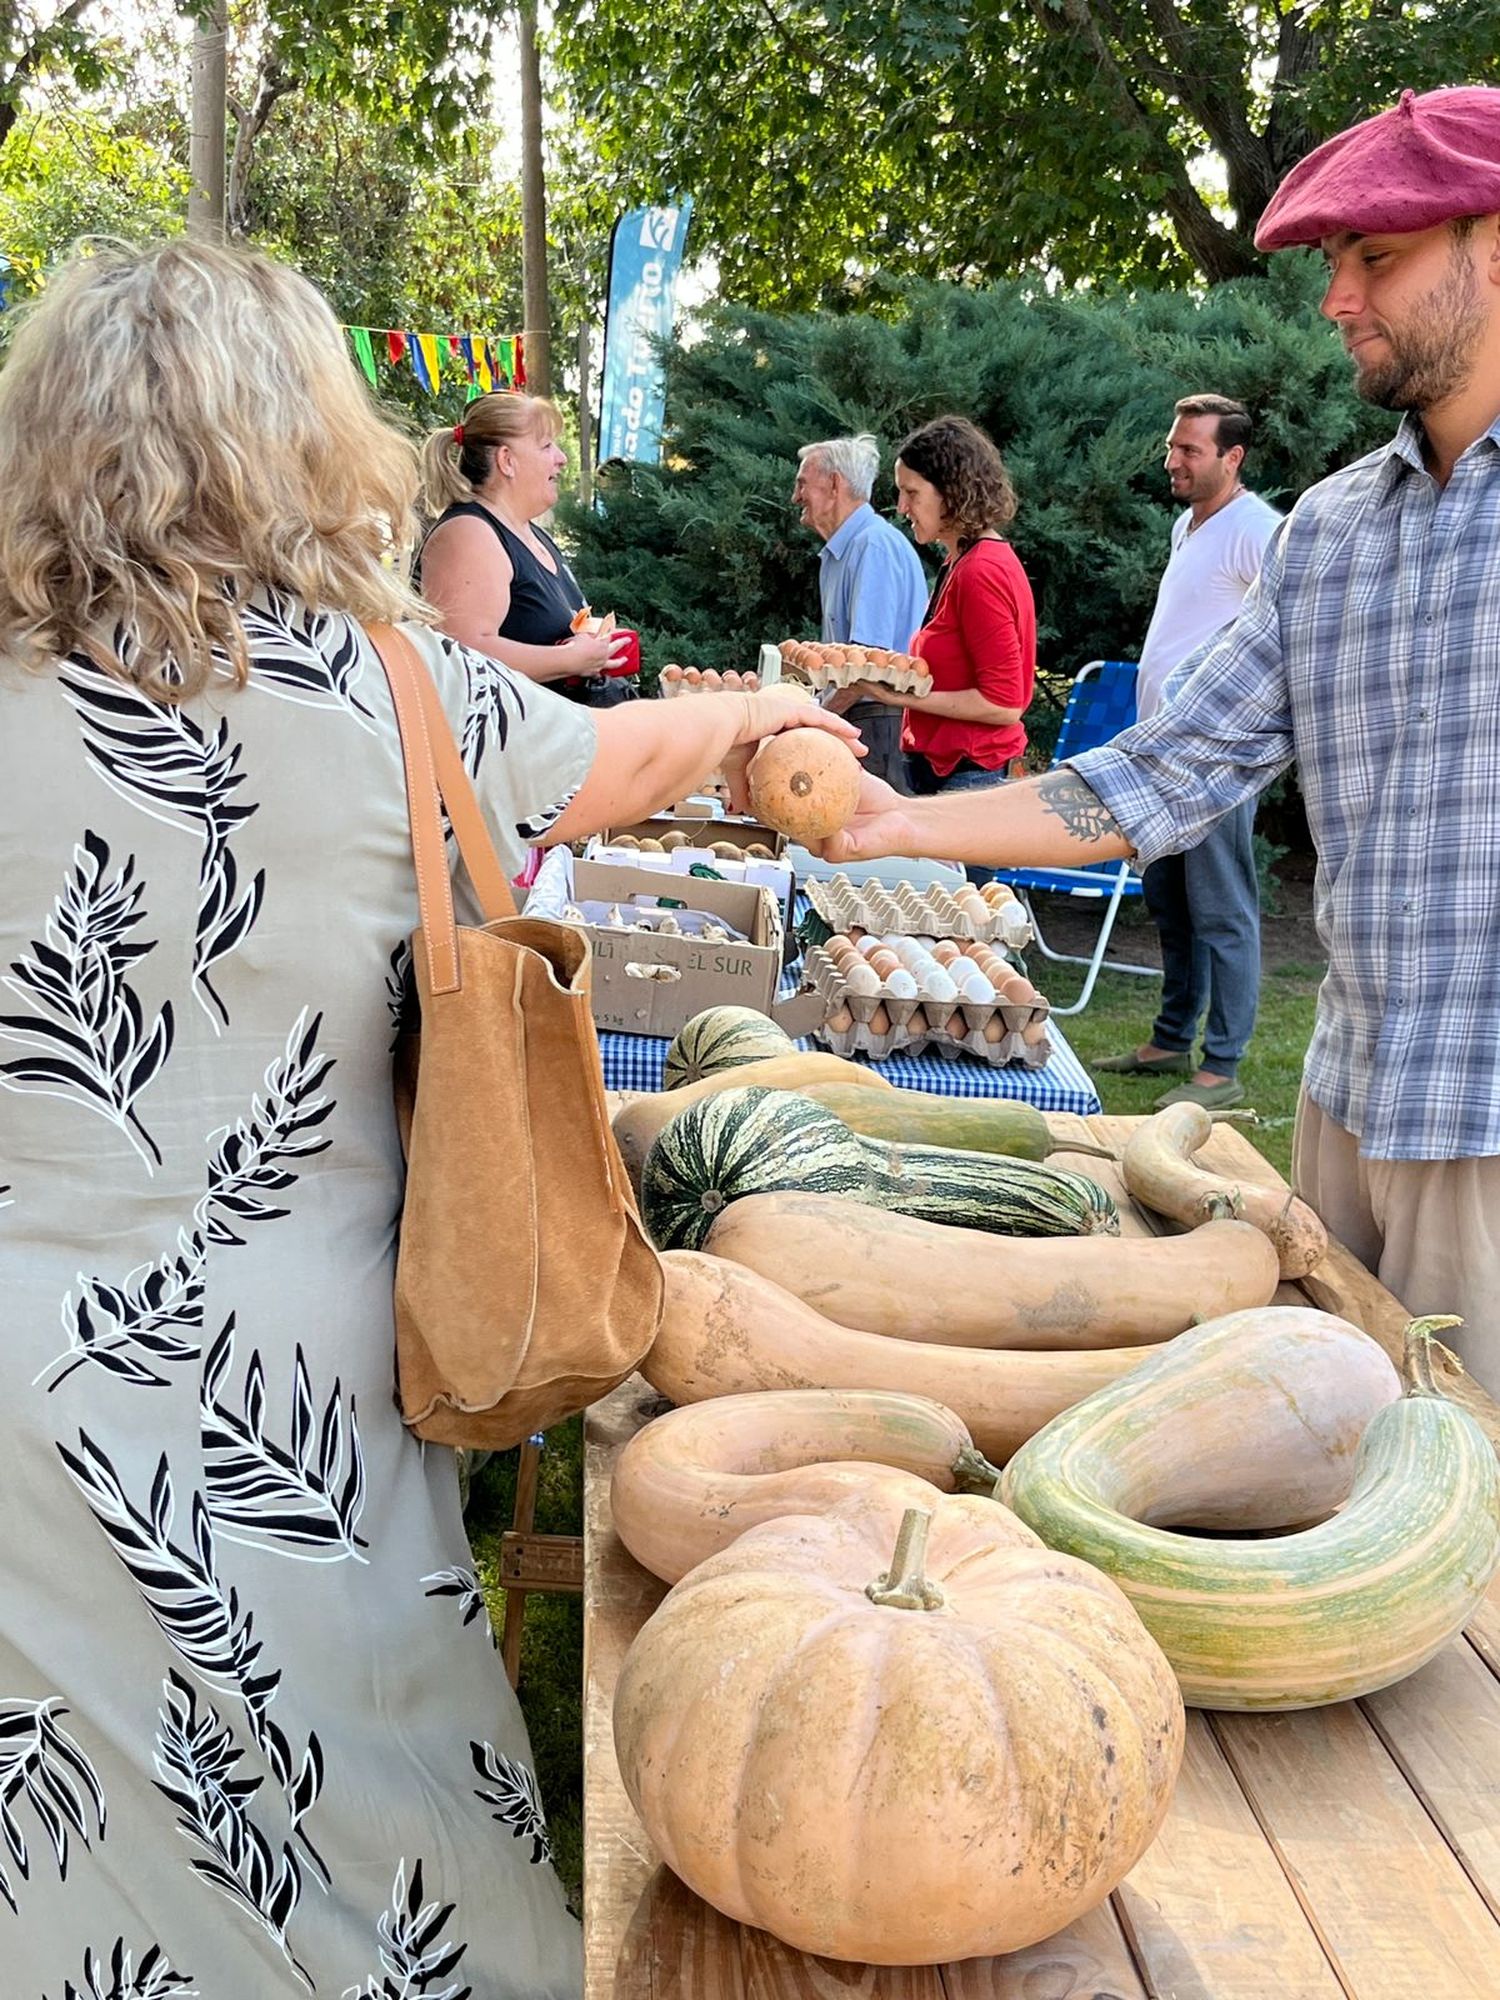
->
<box><xmin>793</xmin><ymin>432</ymin><xmax>929</xmax><ymax>789</ymax></box>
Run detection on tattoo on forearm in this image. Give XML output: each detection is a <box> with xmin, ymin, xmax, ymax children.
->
<box><xmin>1037</xmin><ymin>770</ymin><xmax>1123</xmax><ymax>846</ymax></box>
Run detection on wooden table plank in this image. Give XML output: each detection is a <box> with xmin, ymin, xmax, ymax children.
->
<box><xmin>1465</xmin><ymin>1577</ymin><xmax>1500</xmax><ymax>1684</ymax></box>
<box><xmin>939</xmin><ymin>1905</ymin><xmax>1148</xmax><ymax>2000</ymax></box>
<box><xmin>1212</xmin><ymin>1703</ymin><xmax>1500</xmax><ymax>1998</ymax></box>
<box><xmin>1360</xmin><ymin>1638</ymin><xmax>1500</xmax><ymax>1924</ymax></box>
<box><xmin>1113</xmin><ymin>1718</ymin><xmax>1348</xmax><ymax>1999</ymax></box>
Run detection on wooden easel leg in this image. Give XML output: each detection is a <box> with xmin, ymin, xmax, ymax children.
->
<box><xmin>501</xmin><ymin>1434</ymin><xmax>543</xmax><ymax>1686</ymax></box>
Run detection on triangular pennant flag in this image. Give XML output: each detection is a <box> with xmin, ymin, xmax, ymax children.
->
<box><xmin>448</xmin><ymin>334</ymin><xmax>463</xmax><ymax>364</ymax></box>
<box><xmin>496</xmin><ymin>337</ymin><xmax>516</xmax><ymax>387</ymax></box>
<box><xmin>514</xmin><ymin>334</ymin><xmax>526</xmax><ymax>388</ymax></box>
<box><xmin>411</xmin><ymin>333</ymin><xmax>442</xmax><ymax>394</ymax></box>
<box><xmin>349</xmin><ymin>326</ymin><xmax>378</xmax><ymax>388</ymax></box>
<box><xmin>460</xmin><ymin>334</ymin><xmax>478</xmax><ymax>384</ymax></box>
<box><xmin>473</xmin><ymin>337</ymin><xmax>493</xmax><ymax>393</ymax></box>
<box><xmin>387</xmin><ymin>329</ymin><xmax>408</xmax><ymax>366</ymax></box>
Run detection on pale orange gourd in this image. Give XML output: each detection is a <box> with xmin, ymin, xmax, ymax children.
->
<box><xmin>614</xmin><ymin>1481</ymin><xmax>1185</xmax><ymax>1963</ymax></box>
<box><xmin>746</xmin><ymin>728</ymin><xmax>863</xmax><ymax>842</ymax></box>
<box><xmin>609</xmin><ymin>1386</ymin><xmax>1000</xmax><ymax>1581</ymax></box>
<box><xmin>648</xmin><ymin>1251</ymin><xmax>1166</xmax><ymax>1461</ymax></box>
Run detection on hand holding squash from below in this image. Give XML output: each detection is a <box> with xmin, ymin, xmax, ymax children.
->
<box><xmin>1002</xmin><ymin>1311</ymin><xmax>1500</xmax><ymax>1709</ymax></box>
<box><xmin>613</xmin><ymin>1482</ymin><xmax>1184</xmax><ymax>1963</ymax></box>
<box><xmin>609</xmin><ymin>1386</ymin><xmax>1002</xmax><ymax>1583</ymax></box>
<box><xmin>746</xmin><ymin>727</ymin><xmax>864</xmax><ymax>842</ymax></box>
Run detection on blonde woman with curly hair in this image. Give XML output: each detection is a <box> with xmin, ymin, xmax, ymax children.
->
<box><xmin>0</xmin><ymin>238</ymin><xmax>856</xmax><ymax>1997</ymax></box>
<box><xmin>418</xmin><ymin>391</ymin><xmax>633</xmax><ymax>705</ymax></box>
<box><xmin>852</xmin><ymin>415</ymin><xmax>1036</xmax><ymax>879</ymax></box>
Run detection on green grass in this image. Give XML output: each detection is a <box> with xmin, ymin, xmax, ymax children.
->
<box><xmin>464</xmin><ymin>945</ymin><xmax>1325</xmax><ymax>1910</ymax></box>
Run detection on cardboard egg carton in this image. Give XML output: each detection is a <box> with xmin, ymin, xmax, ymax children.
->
<box><xmin>806</xmin><ymin>874</ymin><xmax>1032</xmax><ymax>951</ymax></box>
<box><xmin>658</xmin><ymin>665</ymin><xmax>762</xmax><ymax>696</ymax></box>
<box><xmin>800</xmin><ymin>943</ymin><xmax>1052</xmax><ymax>1069</ymax></box>
<box><xmin>777</xmin><ymin>639</ymin><xmax>933</xmax><ymax>700</ymax></box>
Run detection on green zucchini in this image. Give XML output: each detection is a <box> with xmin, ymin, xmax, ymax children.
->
<box><xmin>798</xmin><ymin>1082</ymin><xmax>1114</xmax><ymax>1161</ymax></box>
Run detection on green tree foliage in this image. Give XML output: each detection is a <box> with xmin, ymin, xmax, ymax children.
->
<box><xmin>0</xmin><ymin>107</ymin><xmax>187</xmax><ymax>290</ymax></box>
<box><xmin>553</xmin><ymin>0</ymin><xmax>1500</xmax><ymax>301</ymax></box>
<box><xmin>562</xmin><ymin>260</ymin><xmax>1391</xmax><ymax>736</ymax></box>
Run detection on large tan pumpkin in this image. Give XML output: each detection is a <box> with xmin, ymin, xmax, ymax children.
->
<box><xmin>746</xmin><ymin>727</ymin><xmax>863</xmax><ymax>841</ymax></box>
<box><xmin>613</xmin><ymin>1481</ymin><xmax>1184</xmax><ymax>1964</ymax></box>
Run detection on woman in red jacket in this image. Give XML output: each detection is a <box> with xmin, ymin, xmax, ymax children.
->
<box><xmin>855</xmin><ymin>415</ymin><xmax>1035</xmax><ymax>879</ymax></box>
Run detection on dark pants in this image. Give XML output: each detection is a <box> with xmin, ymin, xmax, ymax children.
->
<box><xmin>847</xmin><ymin>706</ymin><xmax>912</xmax><ymax>793</ymax></box>
<box><xmin>903</xmin><ymin>754</ymin><xmax>1010</xmax><ymax>887</ymax></box>
<box><xmin>1141</xmin><ymin>799</ymin><xmax>1260</xmax><ymax>1078</ymax></box>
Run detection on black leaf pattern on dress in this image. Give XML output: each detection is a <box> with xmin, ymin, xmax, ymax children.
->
<box><xmin>242</xmin><ymin>592</ymin><xmax>378</xmax><ymax>730</ymax></box>
<box><xmin>203</xmin><ymin>1318</ymin><xmax>368</xmax><ymax>1563</ymax></box>
<box><xmin>40</xmin><ymin>1007</ymin><xmax>336</xmax><ymax>1392</ymax></box>
<box><xmin>458</xmin><ymin>648</ymin><xmax>525</xmax><ymax>775</ymax></box>
<box><xmin>57</xmin><ymin>1435</ymin><xmax>328</xmax><ymax>1885</ymax></box>
<box><xmin>153</xmin><ymin>1671</ymin><xmax>310</xmax><ymax>1991</ymax></box>
<box><xmin>40</xmin><ymin>1230</ymin><xmax>204</xmax><ymax>1393</ymax></box>
<box><xmin>515</xmin><ymin>786</ymin><xmax>580</xmax><ymax>844</ymax></box>
<box><xmin>0</xmin><ymin>1698</ymin><xmax>107</xmax><ymax>1915</ymax></box>
<box><xmin>199</xmin><ymin>1008</ymin><xmax>335</xmax><ymax>1246</ymax></box>
<box><xmin>340</xmin><ymin>1857</ymin><xmax>473</xmax><ymax>2000</ymax></box>
<box><xmin>0</xmin><ymin>832</ymin><xmax>173</xmax><ymax>1172</ymax></box>
<box><xmin>469</xmin><ymin>1741</ymin><xmax>551</xmax><ymax>1866</ymax></box>
<box><xmin>60</xmin><ymin>662</ymin><xmax>265</xmax><ymax>1030</ymax></box>
<box><xmin>47</xmin><ymin>1936</ymin><xmax>198</xmax><ymax>1999</ymax></box>
<box><xmin>420</xmin><ymin>1569</ymin><xmax>496</xmax><ymax>1649</ymax></box>
<box><xmin>386</xmin><ymin>940</ymin><xmax>415</xmax><ymax>1053</ymax></box>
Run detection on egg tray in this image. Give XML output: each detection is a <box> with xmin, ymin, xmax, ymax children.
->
<box><xmin>658</xmin><ymin>666</ymin><xmax>763</xmax><ymax>696</ymax></box>
<box><xmin>806</xmin><ymin>875</ymin><xmax>1033</xmax><ymax>951</ymax></box>
<box><xmin>777</xmin><ymin>640</ymin><xmax>933</xmax><ymax>700</ymax></box>
<box><xmin>800</xmin><ymin>944</ymin><xmax>1052</xmax><ymax>1070</ymax></box>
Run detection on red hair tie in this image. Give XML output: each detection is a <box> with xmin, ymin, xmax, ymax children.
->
<box><xmin>453</xmin><ymin>424</ymin><xmax>465</xmax><ymax>446</ymax></box>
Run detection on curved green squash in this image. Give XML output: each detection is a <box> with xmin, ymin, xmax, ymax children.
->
<box><xmin>641</xmin><ymin>1084</ymin><xmax>1119</xmax><ymax>1253</ymax></box>
<box><xmin>663</xmin><ymin>1007</ymin><xmax>795</xmax><ymax>1089</ymax></box>
<box><xmin>1001</xmin><ymin>1313</ymin><xmax>1499</xmax><ymax>1710</ymax></box>
<box><xmin>798</xmin><ymin>1083</ymin><xmax>1113</xmax><ymax>1162</ymax></box>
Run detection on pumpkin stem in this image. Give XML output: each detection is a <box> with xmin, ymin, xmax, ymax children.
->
<box><xmin>1208</xmin><ymin>1109</ymin><xmax>1260</xmax><ymax>1126</ymax></box>
<box><xmin>1052</xmin><ymin>1141</ymin><xmax>1118</xmax><ymax>1162</ymax></box>
<box><xmin>1197</xmin><ymin>1189</ymin><xmax>1243</xmax><ymax>1223</ymax></box>
<box><xmin>952</xmin><ymin>1445</ymin><xmax>1004</xmax><ymax>1496</ymax></box>
<box><xmin>1403</xmin><ymin>1316</ymin><xmax>1466</xmax><ymax>1398</ymax></box>
<box><xmin>866</xmin><ymin>1507</ymin><xmax>947</xmax><ymax>1612</ymax></box>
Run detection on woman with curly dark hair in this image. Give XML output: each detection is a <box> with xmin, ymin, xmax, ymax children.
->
<box><xmin>854</xmin><ymin>417</ymin><xmax>1036</xmax><ymax>865</ymax></box>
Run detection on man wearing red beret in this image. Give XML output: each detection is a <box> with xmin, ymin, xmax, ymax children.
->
<box><xmin>818</xmin><ymin>86</ymin><xmax>1500</xmax><ymax>1395</ymax></box>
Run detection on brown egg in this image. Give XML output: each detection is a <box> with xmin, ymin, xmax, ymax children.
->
<box><xmin>943</xmin><ymin>1009</ymin><xmax>969</xmax><ymax>1039</ymax></box>
<box><xmin>1022</xmin><ymin>1019</ymin><xmax>1049</xmax><ymax>1046</ymax></box>
<box><xmin>931</xmin><ymin>940</ymin><xmax>962</xmax><ymax>967</ymax></box>
<box><xmin>982</xmin><ymin>1015</ymin><xmax>1007</xmax><ymax>1044</ymax></box>
<box><xmin>868</xmin><ymin>1003</ymin><xmax>892</xmax><ymax>1037</ymax></box>
<box><xmin>869</xmin><ymin>948</ymin><xmax>902</xmax><ymax>980</ymax></box>
<box><xmin>1001</xmin><ymin>973</ymin><xmax>1036</xmax><ymax>1005</ymax></box>
<box><xmin>826</xmin><ymin>1003</ymin><xmax>855</xmax><ymax>1034</ymax></box>
<box><xmin>906</xmin><ymin>1007</ymin><xmax>928</xmax><ymax>1036</ymax></box>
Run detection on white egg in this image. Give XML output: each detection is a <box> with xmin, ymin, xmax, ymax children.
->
<box><xmin>958</xmin><ymin>971</ymin><xmax>996</xmax><ymax>1004</ymax></box>
<box><xmin>886</xmin><ymin>969</ymin><xmax>918</xmax><ymax>999</ymax></box>
<box><xmin>844</xmin><ymin>961</ymin><xmax>882</xmax><ymax>996</ymax></box>
<box><xmin>857</xmin><ymin>934</ymin><xmax>885</xmax><ymax>958</ymax></box>
<box><xmin>920</xmin><ymin>969</ymin><xmax>958</xmax><ymax>1004</ymax></box>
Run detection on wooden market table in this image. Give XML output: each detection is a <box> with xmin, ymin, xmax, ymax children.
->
<box><xmin>582</xmin><ymin>1114</ymin><xmax>1500</xmax><ymax>2000</ymax></box>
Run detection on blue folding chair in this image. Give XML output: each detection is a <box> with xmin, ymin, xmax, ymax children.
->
<box><xmin>995</xmin><ymin>660</ymin><xmax>1158</xmax><ymax>1016</ymax></box>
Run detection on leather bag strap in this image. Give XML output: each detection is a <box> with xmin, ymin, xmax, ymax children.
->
<box><xmin>366</xmin><ymin>622</ymin><xmax>519</xmax><ymax>996</ymax></box>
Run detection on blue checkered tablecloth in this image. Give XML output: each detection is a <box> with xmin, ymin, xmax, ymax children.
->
<box><xmin>598</xmin><ymin>919</ymin><xmax>1103</xmax><ymax>1114</ymax></box>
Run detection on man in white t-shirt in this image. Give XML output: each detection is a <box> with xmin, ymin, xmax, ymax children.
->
<box><xmin>1095</xmin><ymin>395</ymin><xmax>1281</xmax><ymax>1110</ymax></box>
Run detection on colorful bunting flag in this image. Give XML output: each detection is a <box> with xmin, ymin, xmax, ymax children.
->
<box><xmin>336</xmin><ymin>323</ymin><xmax>523</xmax><ymax>397</ymax></box>
<box><xmin>349</xmin><ymin>326</ymin><xmax>378</xmax><ymax>388</ymax></box>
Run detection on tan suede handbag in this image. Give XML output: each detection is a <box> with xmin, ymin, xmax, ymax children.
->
<box><xmin>369</xmin><ymin>622</ymin><xmax>664</xmax><ymax>1449</ymax></box>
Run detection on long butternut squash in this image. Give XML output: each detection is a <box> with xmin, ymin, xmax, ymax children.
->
<box><xmin>1002</xmin><ymin>1314</ymin><xmax>1498</xmax><ymax>1709</ymax></box>
<box><xmin>613</xmin><ymin>1052</ymin><xmax>894</xmax><ymax>1195</ymax></box>
<box><xmin>705</xmin><ymin>1193</ymin><xmax>1280</xmax><ymax>1347</ymax></box>
<box><xmin>1121</xmin><ymin>1102</ymin><xmax>1327</xmax><ymax>1278</ymax></box>
<box><xmin>797</xmin><ymin>1083</ymin><xmax>1115</xmax><ymax>1162</ymax></box>
<box><xmin>610</xmin><ymin>1388</ymin><xmax>1001</xmax><ymax>1582</ymax></box>
<box><xmin>647</xmin><ymin>1251</ymin><xmax>1166</xmax><ymax>1463</ymax></box>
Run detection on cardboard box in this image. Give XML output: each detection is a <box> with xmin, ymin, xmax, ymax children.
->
<box><xmin>585</xmin><ymin>814</ymin><xmax>796</xmax><ymax>939</ymax></box>
<box><xmin>560</xmin><ymin>858</ymin><xmax>818</xmax><ymax>1040</ymax></box>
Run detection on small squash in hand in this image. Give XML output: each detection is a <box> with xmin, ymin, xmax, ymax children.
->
<box><xmin>614</xmin><ymin>1482</ymin><xmax>1184</xmax><ymax>1963</ymax></box>
<box><xmin>747</xmin><ymin>727</ymin><xmax>862</xmax><ymax>841</ymax></box>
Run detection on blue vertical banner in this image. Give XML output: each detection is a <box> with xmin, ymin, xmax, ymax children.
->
<box><xmin>598</xmin><ymin>200</ymin><xmax>693</xmax><ymax>467</ymax></box>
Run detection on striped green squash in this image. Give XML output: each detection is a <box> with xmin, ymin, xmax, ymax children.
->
<box><xmin>641</xmin><ymin>1084</ymin><xmax>1120</xmax><ymax>1253</ymax></box>
<box><xmin>1001</xmin><ymin>1312</ymin><xmax>1500</xmax><ymax>1710</ymax></box>
<box><xmin>663</xmin><ymin>1007</ymin><xmax>796</xmax><ymax>1089</ymax></box>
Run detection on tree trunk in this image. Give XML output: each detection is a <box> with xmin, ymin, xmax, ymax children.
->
<box><xmin>226</xmin><ymin>53</ymin><xmax>295</xmax><ymax>238</ymax></box>
<box><xmin>188</xmin><ymin>3</ymin><xmax>228</xmax><ymax>237</ymax></box>
<box><xmin>518</xmin><ymin>0</ymin><xmax>551</xmax><ymax>395</ymax></box>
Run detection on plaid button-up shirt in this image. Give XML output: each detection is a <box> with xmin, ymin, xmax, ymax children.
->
<box><xmin>1072</xmin><ymin>413</ymin><xmax>1500</xmax><ymax>1162</ymax></box>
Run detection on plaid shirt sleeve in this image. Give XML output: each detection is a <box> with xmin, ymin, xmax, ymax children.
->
<box><xmin>1067</xmin><ymin>522</ymin><xmax>1298</xmax><ymax>867</ymax></box>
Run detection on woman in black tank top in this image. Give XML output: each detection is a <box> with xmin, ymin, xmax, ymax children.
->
<box><xmin>417</xmin><ymin>393</ymin><xmax>636</xmax><ymax>706</ymax></box>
